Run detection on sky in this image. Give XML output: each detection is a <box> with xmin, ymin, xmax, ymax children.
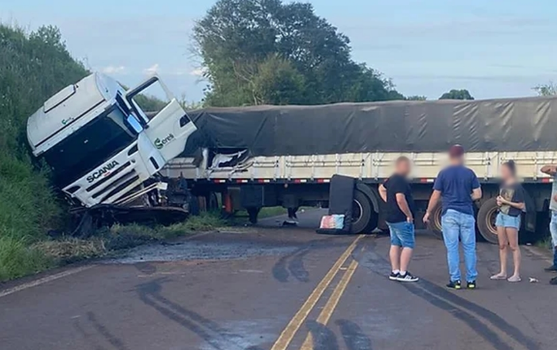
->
<box><xmin>2</xmin><ymin>0</ymin><xmax>557</xmax><ymax>102</ymax></box>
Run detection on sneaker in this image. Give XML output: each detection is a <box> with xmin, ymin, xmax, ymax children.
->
<box><xmin>550</xmin><ymin>276</ymin><xmax>557</xmax><ymax>285</ymax></box>
<box><xmin>446</xmin><ymin>280</ymin><xmax>462</xmax><ymax>290</ymax></box>
<box><xmin>544</xmin><ymin>265</ymin><xmax>557</xmax><ymax>272</ymax></box>
<box><xmin>388</xmin><ymin>272</ymin><xmax>400</xmax><ymax>281</ymax></box>
<box><xmin>467</xmin><ymin>280</ymin><xmax>477</xmax><ymax>289</ymax></box>
<box><xmin>396</xmin><ymin>272</ymin><xmax>419</xmax><ymax>282</ymax></box>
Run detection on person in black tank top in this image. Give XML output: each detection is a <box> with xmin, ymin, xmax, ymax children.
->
<box><xmin>379</xmin><ymin>156</ymin><xmax>419</xmax><ymax>282</ymax></box>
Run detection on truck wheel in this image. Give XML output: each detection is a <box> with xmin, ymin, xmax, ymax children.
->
<box><xmin>247</xmin><ymin>207</ymin><xmax>260</xmax><ymax>224</ymax></box>
<box><xmin>477</xmin><ymin>197</ymin><xmax>499</xmax><ymax>244</ymax></box>
<box><xmin>427</xmin><ymin>203</ymin><xmax>444</xmax><ymax>240</ymax></box>
<box><xmin>351</xmin><ymin>190</ymin><xmax>373</xmax><ymax>234</ymax></box>
<box><xmin>206</xmin><ymin>192</ymin><xmax>219</xmax><ymax>211</ymax></box>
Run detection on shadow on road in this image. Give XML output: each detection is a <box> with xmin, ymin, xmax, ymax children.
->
<box><xmin>306</xmin><ymin>319</ymin><xmax>374</xmax><ymax>350</ymax></box>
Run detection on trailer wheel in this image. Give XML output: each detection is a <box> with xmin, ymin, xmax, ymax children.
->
<box><xmin>477</xmin><ymin>197</ymin><xmax>499</xmax><ymax>244</ymax></box>
<box><xmin>351</xmin><ymin>190</ymin><xmax>373</xmax><ymax>234</ymax></box>
<box><xmin>206</xmin><ymin>192</ymin><xmax>219</xmax><ymax>211</ymax></box>
<box><xmin>427</xmin><ymin>203</ymin><xmax>444</xmax><ymax>240</ymax></box>
<box><xmin>247</xmin><ymin>207</ymin><xmax>260</xmax><ymax>224</ymax></box>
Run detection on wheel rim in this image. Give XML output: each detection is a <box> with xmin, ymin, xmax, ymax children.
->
<box><xmin>352</xmin><ymin>199</ymin><xmax>363</xmax><ymax>223</ymax></box>
<box><xmin>485</xmin><ymin>207</ymin><xmax>498</xmax><ymax>236</ymax></box>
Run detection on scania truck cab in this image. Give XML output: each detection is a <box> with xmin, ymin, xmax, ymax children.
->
<box><xmin>27</xmin><ymin>73</ymin><xmax>197</xmax><ymax>228</ymax></box>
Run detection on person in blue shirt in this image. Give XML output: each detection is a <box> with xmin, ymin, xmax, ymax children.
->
<box><xmin>423</xmin><ymin>145</ymin><xmax>482</xmax><ymax>290</ymax></box>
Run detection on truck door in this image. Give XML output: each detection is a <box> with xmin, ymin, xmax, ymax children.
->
<box><xmin>143</xmin><ymin>100</ymin><xmax>196</xmax><ymax>162</ymax></box>
<box><xmin>125</xmin><ymin>76</ymin><xmax>197</xmax><ymax>162</ymax></box>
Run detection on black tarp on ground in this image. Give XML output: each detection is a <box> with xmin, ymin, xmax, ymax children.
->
<box><xmin>183</xmin><ymin>96</ymin><xmax>557</xmax><ymax>156</ymax></box>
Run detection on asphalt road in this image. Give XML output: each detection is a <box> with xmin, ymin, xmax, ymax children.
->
<box><xmin>1</xmin><ymin>209</ymin><xmax>556</xmax><ymax>350</ymax></box>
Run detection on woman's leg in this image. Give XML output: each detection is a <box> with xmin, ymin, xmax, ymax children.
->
<box><xmin>506</xmin><ymin>226</ymin><xmax>521</xmax><ymax>282</ymax></box>
<box><xmin>491</xmin><ymin>225</ymin><xmax>508</xmax><ymax>279</ymax></box>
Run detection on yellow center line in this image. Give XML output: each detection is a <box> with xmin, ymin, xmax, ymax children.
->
<box><xmin>300</xmin><ymin>251</ymin><xmax>361</xmax><ymax>350</ymax></box>
<box><xmin>269</xmin><ymin>235</ymin><xmax>364</xmax><ymax>350</ymax></box>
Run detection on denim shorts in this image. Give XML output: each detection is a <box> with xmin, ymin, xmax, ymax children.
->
<box><xmin>386</xmin><ymin>221</ymin><xmax>415</xmax><ymax>249</ymax></box>
<box><xmin>495</xmin><ymin>212</ymin><xmax>521</xmax><ymax>229</ymax></box>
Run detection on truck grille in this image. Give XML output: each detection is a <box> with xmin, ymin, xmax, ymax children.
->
<box><xmin>91</xmin><ymin>170</ymin><xmax>139</xmax><ymax>201</ymax></box>
<box><xmin>86</xmin><ymin>161</ymin><xmax>132</xmax><ymax>192</ymax></box>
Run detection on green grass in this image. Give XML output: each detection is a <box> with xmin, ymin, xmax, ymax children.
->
<box><xmin>535</xmin><ymin>236</ymin><xmax>553</xmax><ymax>250</ymax></box>
<box><xmin>259</xmin><ymin>207</ymin><xmax>288</xmax><ymax>218</ymax></box>
<box><xmin>0</xmin><ymin>236</ymin><xmax>54</xmax><ymax>281</ymax></box>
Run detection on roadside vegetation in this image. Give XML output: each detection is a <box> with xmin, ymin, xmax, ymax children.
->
<box><xmin>0</xmin><ymin>24</ymin><xmax>88</xmax><ymax>281</ymax></box>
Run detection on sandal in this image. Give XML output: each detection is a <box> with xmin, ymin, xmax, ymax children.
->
<box><xmin>507</xmin><ymin>275</ymin><xmax>521</xmax><ymax>282</ymax></box>
<box><xmin>490</xmin><ymin>273</ymin><xmax>507</xmax><ymax>280</ymax></box>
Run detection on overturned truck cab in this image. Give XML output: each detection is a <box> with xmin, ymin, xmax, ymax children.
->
<box><xmin>27</xmin><ymin>73</ymin><xmax>198</xmax><ymax>235</ymax></box>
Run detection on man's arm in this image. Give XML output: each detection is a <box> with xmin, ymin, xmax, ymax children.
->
<box><xmin>471</xmin><ymin>187</ymin><xmax>482</xmax><ymax>201</ymax></box>
<box><xmin>425</xmin><ymin>190</ymin><xmax>442</xmax><ymax>215</ymax></box>
<box><xmin>396</xmin><ymin>193</ymin><xmax>413</xmax><ymax>222</ymax></box>
<box><xmin>470</xmin><ymin>171</ymin><xmax>482</xmax><ymax>201</ymax></box>
<box><xmin>424</xmin><ymin>172</ymin><xmax>443</xmax><ymax>223</ymax></box>
<box><xmin>541</xmin><ymin>164</ymin><xmax>557</xmax><ymax>176</ymax></box>
<box><xmin>379</xmin><ymin>184</ymin><xmax>387</xmax><ymax>202</ymax></box>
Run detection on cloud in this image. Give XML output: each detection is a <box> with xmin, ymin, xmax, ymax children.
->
<box><xmin>189</xmin><ymin>67</ymin><xmax>206</xmax><ymax>77</ymax></box>
<box><xmin>143</xmin><ymin>63</ymin><xmax>160</xmax><ymax>75</ymax></box>
<box><xmin>101</xmin><ymin>65</ymin><xmax>126</xmax><ymax>74</ymax></box>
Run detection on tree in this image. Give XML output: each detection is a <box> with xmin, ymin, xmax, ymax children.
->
<box><xmin>533</xmin><ymin>82</ymin><xmax>557</xmax><ymax>96</ymax></box>
<box><xmin>439</xmin><ymin>89</ymin><xmax>474</xmax><ymax>100</ymax></box>
<box><xmin>193</xmin><ymin>0</ymin><xmax>402</xmax><ymax>106</ymax></box>
<box><xmin>405</xmin><ymin>95</ymin><xmax>427</xmax><ymax>101</ymax></box>
<box><xmin>253</xmin><ymin>55</ymin><xmax>306</xmax><ymax>105</ymax></box>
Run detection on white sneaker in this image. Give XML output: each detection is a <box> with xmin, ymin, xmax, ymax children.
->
<box><xmin>396</xmin><ymin>272</ymin><xmax>419</xmax><ymax>282</ymax></box>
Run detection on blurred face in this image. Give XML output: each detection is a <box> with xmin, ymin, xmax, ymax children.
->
<box><xmin>500</xmin><ymin>164</ymin><xmax>513</xmax><ymax>180</ymax></box>
<box><xmin>449</xmin><ymin>154</ymin><xmax>464</xmax><ymax>165</ymax></box>
<box><xmin>396</xmin><ymin>159</ymin><xmax>411</xmax><ymax>177</ymax></box>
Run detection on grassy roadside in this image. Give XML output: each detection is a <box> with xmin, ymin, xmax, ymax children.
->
<box><xmin>535</xmin><ymin>236</ymin><xmax>553</xmax><ymax>250</ymax></box>
<box><xmin>0</xmin><ymin>213</ymin><xmax>226</xmax><ymax>282</ymax></box>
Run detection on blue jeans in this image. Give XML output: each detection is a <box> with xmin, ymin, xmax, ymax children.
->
<box><xmin>550</xmin><ymin>211</ymin><xmax>557</xmax><ymax>266</ymax></box>
<box><xmin>441</xmin><ymin>209</ymin><xmax>478</xmax><ymax>282</ymax></box>
<box><xmin>386</xmin><ymin>221</ymin><xmax>415</xmax><ymax>249</ymax></box>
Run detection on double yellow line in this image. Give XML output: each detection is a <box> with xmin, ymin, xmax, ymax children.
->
<box><xmin>270</xmin><ymin>235</ymin><xmax>364</xmax><ymax>350</ymax></box>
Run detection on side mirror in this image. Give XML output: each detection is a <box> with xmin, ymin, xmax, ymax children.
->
<box><xmin>126</xmin><ymin>114</ymin><xmax>143</xmax><ymax>134</ymax></box>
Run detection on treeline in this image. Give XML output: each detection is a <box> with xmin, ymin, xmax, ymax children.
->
<box><xmin>193</xmin><ymin>0</ymin><xmax>474</xmax><ymax>107</ymax></box>
<box><xmin>0</xmin><ymin>24</ymin><xmax>88</xmax><ymax>279</ymax></box>
<box><xmin>193</xmin><ymin>0</ymin><xmax>405</xmax><ymax>106</ymax></box>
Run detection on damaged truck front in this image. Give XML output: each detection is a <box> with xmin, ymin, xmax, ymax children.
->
<box><xmin>27</xmin><ymin>73</ymin><xmax>198</xmax><ymax>235</ymax></box>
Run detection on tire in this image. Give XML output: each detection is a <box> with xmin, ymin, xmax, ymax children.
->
<box><xmin>247</xmin><ymin>207</ymin><xmax>260</xmax><ymax>224</ymax></box>
<box><xmin>351</xmin><ymin>190</ymin><xmax>373</xmax><ymax>234</ymax></box>
<box><xmin>477</xmin><ymin>197</ymin><xmax>499</xmax><ymax>244</ymax></box>
<box><xmin>427</xmin><ymin>202</ymin><xmax>444</xmax><ymax>240</ymax></box>
<box><xmin>206</xmin><ymin>192</ymin><xmax>219</xmax><ymax>211</ymax></box>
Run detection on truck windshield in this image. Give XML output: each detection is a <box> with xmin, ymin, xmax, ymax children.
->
<box><xmin>44</xmin><ymin>104</ymin><xmax>137</xmax><ymax>187</ymax></box>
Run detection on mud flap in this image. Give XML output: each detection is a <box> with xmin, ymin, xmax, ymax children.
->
<box><xmin>316</xmin><ymin>174</ymin><xmax>355</xmax><ymax>235</ymax></box>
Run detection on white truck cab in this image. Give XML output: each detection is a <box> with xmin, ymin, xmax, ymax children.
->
<box><xmin>27</xmin><ymin>73</ymin><xmax>197</xmax><ymax>209</ymax></box>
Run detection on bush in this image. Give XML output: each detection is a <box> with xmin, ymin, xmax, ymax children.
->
<box><xmin>0</xmin><ymin>24</ymin><xmax>88</xmax><ymax>280</ymax></box>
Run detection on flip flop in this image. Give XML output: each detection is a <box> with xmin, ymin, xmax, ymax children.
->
<box><xmin>507</xmin><ymin>276</ymin><xmax>522</xmax><ymax>282</ymax></box>
<box><xmin>490</xmin><ymin>274</ymin><xmax>508</xmax><ymax>280</ymax></box>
